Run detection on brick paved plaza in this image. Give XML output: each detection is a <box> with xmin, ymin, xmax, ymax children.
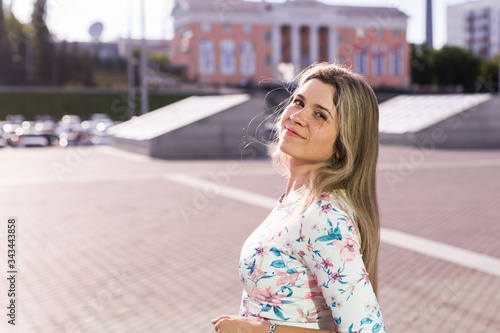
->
<box><xmin>0</xmin><ymin>144</ymin><xmax>499</xmax><ymax>332</ymax></box>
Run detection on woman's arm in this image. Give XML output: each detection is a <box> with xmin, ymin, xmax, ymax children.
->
<box><xmin>211</xmin><ymin>315</ymin><xmax>336</xmax><ymax>333</ymax></box>
<box><xmin>294</xmin><ymin>201</ymin><xmax>385</xmax><ymax>333</ymax></box>
<box><xmin>214</xmin><ymin>199</ymin><xmax>383</xmax><ymax>333</ymax></box>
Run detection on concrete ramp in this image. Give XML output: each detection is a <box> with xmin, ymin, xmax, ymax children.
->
<box><xmin>379</xmin><ymin>94</ymin><xmax>500</xmax><ymax>149</ymax></box>
<box><xmin>108</xmin><ymin>94</ymin><xmax>269</xmax><ymax>159</ymax></box>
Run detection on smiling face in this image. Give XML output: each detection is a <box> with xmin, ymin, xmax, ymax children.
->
<box><xmin>279</xmin><ymin>78</ymin><xmax>340</xmax><ymax>168</ymax></box>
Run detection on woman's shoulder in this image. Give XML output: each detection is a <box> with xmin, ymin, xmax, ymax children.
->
<box><xmin>301</xmin><ymin>191</ymin><xmax>359</xmax><ymax>237</ymax></box>
<box><xmin>309</xmin><ymin>191</ymin><xmax>354</xmax><ymax>217</ymax></box>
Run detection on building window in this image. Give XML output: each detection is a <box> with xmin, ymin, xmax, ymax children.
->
<box><xmin>199</xmin><ymin>39</ymin><xmax>216</xmax><ymax>75</ymax></box>
<box><xmin>371</xmin><ymin>44</ymin><xmax>386</xmax><ymax>77</ymax></box>
<box><xmin>392</xmin><ymin>29</ymin><xmax>401</xmax><ymax>38</ymax></box>
<box><xmin>338</xmin><ymin>34</ymin><xmax>344</xmax><ymax>45</ymax></box>
<box><xmin>266</xmin><ymin>54</ymin><xmax>272</xmax><ymax>67</ymax></box>
<box><xmin>223</xmin><ymin>23</ymin><xmax>232</xmax><ymax>33</ymax></box>
<box><xmin>240</xmin><ymin>40</ymin><xmax>256</xmax><ymax>75</ymax></box>
<box><xmin>202</xmin><ymin>22</ymin><xmax>211</xmax><ymax>33</ymax></box>
<box><xmin>243</xmin><ymin>23</ymin><xmax>252</xmax><ymax>34</ymax></box>
<box><xmin>265</xmin><ymin>31</ymin><xmax>272</xmax><ymax>43</ymax></box>
<box><xmin>374</xmin><ymin>28</ymin><xmax>382</xmax><ymax>38</ymax></box>
<box><xmin>220</xmin><ymin>39</ymin><xmax>236</xmax><ymax>75</ymax></box>
<box><xmin>355</xmin><ymin>43</ymin><xmax>369</xmax><ymax>75</ymax></box>
<box><xmin>389</xmin><ymin>44</ymin><xmax>404</xmax><ymax>77</ymax></box>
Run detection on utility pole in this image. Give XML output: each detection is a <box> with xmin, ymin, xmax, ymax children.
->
<box><xmin>127</xmin><ymin>0</ymin><xmax>135</xmax><ymax>119</ymax></box>
<box><xmin>426</xmin><ymin>0</ymin><xmax>433</xmax><ymax>49</ymax></box>
<box><xmin>140</xmin><ymin>0</ymin><xmax>149</xmax><ymax>115</ymax></box>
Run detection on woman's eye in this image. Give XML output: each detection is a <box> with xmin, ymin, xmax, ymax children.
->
<box><xmin>315</xmin><ymin>112</ymin><xmax>327</xmax><ymax>120</ymax></box>
<box><xmin>292</xmin><ymin>99</ymin><xmax>303</xmax><ymax>107</ymax></box>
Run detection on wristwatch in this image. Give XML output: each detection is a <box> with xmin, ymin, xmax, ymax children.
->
<box><xmin>268</xmin><ymin>324</ymin><xmax>279</xmax><ymax>333</ymax></box>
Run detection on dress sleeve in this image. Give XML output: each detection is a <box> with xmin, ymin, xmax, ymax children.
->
<box><xmin>295</xmin><ymin>199</ymin><xmax>385</xmax><ymax>333</ymax></box>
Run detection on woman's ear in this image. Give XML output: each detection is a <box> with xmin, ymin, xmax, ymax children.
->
<box><xmin>332</xmin><ymin>140</ymin><xmax>345</xmax><ymax>161</ymax></box>
<box><xmin>332</xmin><ymin>141</ymin><xmax>341</xmax><ymax>160</ymax></box>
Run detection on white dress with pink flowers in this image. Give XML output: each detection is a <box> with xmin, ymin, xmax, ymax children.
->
<box><xmin>239</xmin><ymin>192</ymin><xmax>385</xmax><ymax>333</ymax></box>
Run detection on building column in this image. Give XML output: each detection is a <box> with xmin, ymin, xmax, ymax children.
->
<box><xmin>272</xmin><ymin>23</ymin><xmax>282</xmax><ymax>79</ymax></box>
<box><xmin>328</xmin><ymin>26</ymin><xmax>338</xmax><ymax>62</ymax></box>
<box><xmin>291</xmin><ymin>24</ymin><xmax>300</xmax><ymax>71</ymax></box>
<box><xmin>309</xmin><ymin>25</ymin><xmax>318</xmax><ymax>64</ymax></box>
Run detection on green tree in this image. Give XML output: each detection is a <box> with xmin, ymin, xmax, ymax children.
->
<box><xmin>59</xmin><ymin>43</ymin><xmax>96</xmax><ymax>87</ymax></box>
<box><xmin>148</xmin><ymin>53</ymin><xmax>170</xmax><ymax>72</ymax></box>
<box><xmin>31</xmin><ymin>0</ymin><xmax>54</xmax><ymax>85</ymax></box>
<box><xmin>433</xmin><ymin>46</ymin><xmax>480</xmax><ymax>93</ymax></box>
<box><xmin>54</xmin><ymin>41</ymin><xmax>70</xmax><ymax>85</ymax></box>
<box><xmin>478</xmin><ymin>55</ymin><xmax>499</xmax><ymax>93</ymax></box>
<box><xmin>410</xmin><ymin>43</ymin><xmax>436</xmax><ymax>85</ymax></box>
<box><xmin>1</xmin><ymin>5</ymin><xmax>30</xmax><ymax>85</ymax></box>
<box><xmin>0</xmin><ymin>0</ymin><xmax>6</xmax><ymax>43</ymax></box>
<box><xmin>81</xmin><ymin>50</ymin><xmax>96</xmax><ymax>87</ymax></box>
<box><xmin>0</xmin><ymin>0</ymin><xmax>9</xmax><ymax>84</ymax></box>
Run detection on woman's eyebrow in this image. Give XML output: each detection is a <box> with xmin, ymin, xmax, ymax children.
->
<box><xmin>297</xmin><ymin>93</ymin><xmax>333</xmax><ymax>117</ymax></box>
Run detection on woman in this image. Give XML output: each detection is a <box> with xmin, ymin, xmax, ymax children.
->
<box><xmin>212</xmin><ymin>63</ymin><xmax>385</xmax><ymax>333</ymax></box>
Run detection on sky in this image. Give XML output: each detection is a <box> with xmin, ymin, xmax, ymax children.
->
<box><xmin>6</xmin><ymin>0</ymin><xmax>470</xmax><ymax>48</ymax></box>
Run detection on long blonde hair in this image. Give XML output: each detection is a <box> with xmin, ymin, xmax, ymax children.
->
<box><xmin>272</xmin><ymin>62</ymin><xmax>381</xmax><ymax>294</ymax></box>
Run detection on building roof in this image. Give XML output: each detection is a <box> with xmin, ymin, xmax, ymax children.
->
<box><xmin>379</xmin><ymin>94</ymin><xmax>493</xmax><ymax>134</ymax></box>
<box><xmin>334</xmin><ymin>5</ymin><xmax>409</xmax><ymax>18</ymax></box>
<box><xmin>108</xmin><ymin>94</ymin><xmax>251</xmax><ymax>141</ymax></box>
<box><xmin>172</xmin><ymin>0</ymin><xmax>408</xmax><ymax>18</ymax></box>
<box><xmin>174</xmin><ymin>0</ymin><xmax>272</xmax><ymax>13</ymax></box>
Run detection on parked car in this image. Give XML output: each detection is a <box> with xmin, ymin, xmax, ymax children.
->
<box><xmin>34</xmin><ymin>115</ymin><xmax>58</xmax><ymax>145</ymax></box>
<box><xmin>55</xmin><ymin>115</ymin><xmax>83</xmax><ymax>147</ymax></box>
<box><xmin>3</xmin><ymin>115</ymin><xmax>25</xmax><ymax>141</ymax></box>
<box><xmin>9</xmin><ymin>133</ymin><xmax>49</xmax><ymax>147</ymax></box>
<box><xmin>6</xmin><ymin>114</ymin><xmax>24</xmax><ymax>125</ymax></box>
<box><xmin>0</xmin><ymin>126</ymin><xmax>6</xmax><ymax>148</ymax></box>
<box><xmin>58</xmin><ymin>115</ymin><xmax>82</xmax><ymax>132</ymax></box>
<box><xmin>80</xmin><ymin>114</ymin><xmax>114</xmax><ymax>145</ymax></box>
<box><xmin>55</xmin><ymin>127</ymin><xmax>81</xmax><ymax>147</ymax></box>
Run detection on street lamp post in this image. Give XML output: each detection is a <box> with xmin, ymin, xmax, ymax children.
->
<box><xmin>127</xmin><ymin>0</ymin><xmax>135</xmax><ymax>119</ymax></box>
<box><xmin>426</xmin><ymin>0</ymin><xmax>433</xmax><ymax>49</ymax></box>
<box><xmin>140</xmin><ymin>0</ymin><xmax>149</xmax><ymax>115</ymax></box>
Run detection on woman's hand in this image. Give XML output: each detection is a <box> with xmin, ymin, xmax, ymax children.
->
<box><xmin>211</xmin><ymin>315</ymin><xmax>269</xmax><ymax>333</ymax></box>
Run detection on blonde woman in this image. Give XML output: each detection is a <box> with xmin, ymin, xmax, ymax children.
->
<box><xmin>212</xmin><ymin>63</ymin><xmax>385</xmax><ymax>333</ymax></box>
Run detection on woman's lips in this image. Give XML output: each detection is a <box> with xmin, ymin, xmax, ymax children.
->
<box><xmin>284</xmin><ymin>127</ymin><xmax>304</xmax><ymax>139</ymax></box>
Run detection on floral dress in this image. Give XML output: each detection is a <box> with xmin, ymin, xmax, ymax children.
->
<box><xmin>239</xmin><ymin>192</ymin><xmax>385</xmax><ymax>333</ymax></box>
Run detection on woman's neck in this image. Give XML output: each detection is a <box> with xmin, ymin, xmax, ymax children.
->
<box><xmin>284</xmin><ymin>160</ymin><xmax>314</xmax><ymax>198</ymax></box>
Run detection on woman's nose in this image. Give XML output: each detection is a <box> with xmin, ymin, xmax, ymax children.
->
<box><xmin>290</xmin><ymin>109</ymin><xmax>307</xmax><ymax>126</ymax></box>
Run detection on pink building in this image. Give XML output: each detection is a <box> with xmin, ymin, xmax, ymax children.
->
<box><xmin>171</xmin><ymin>0</ymin><xmax>410</xmax><ymax>88</ymax></box>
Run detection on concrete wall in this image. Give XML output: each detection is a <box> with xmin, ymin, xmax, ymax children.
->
<box><xmin>380</xmin><ymin>96</ymin><xmax>500</xmax><ymax>149</ymax></box>
<box><xmin>418</xmin><ymin>95</ymin><xmax>500</xmax><ymax>149</ymax></box>
<box><xmin>149</xmin><ymin>96</ymin><xmax>270</xmax><ymax>159</ymax></box>
<box><xmin>110</xmin><ymin>136</ymin><xmax>152</xmax><ymax>156</ymax></box>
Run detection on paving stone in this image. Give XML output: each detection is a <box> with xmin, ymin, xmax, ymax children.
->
<box><xmin>0</xmin><ymin>144</ymin><xmax>498</xmax><ymax>332</ymax></box>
